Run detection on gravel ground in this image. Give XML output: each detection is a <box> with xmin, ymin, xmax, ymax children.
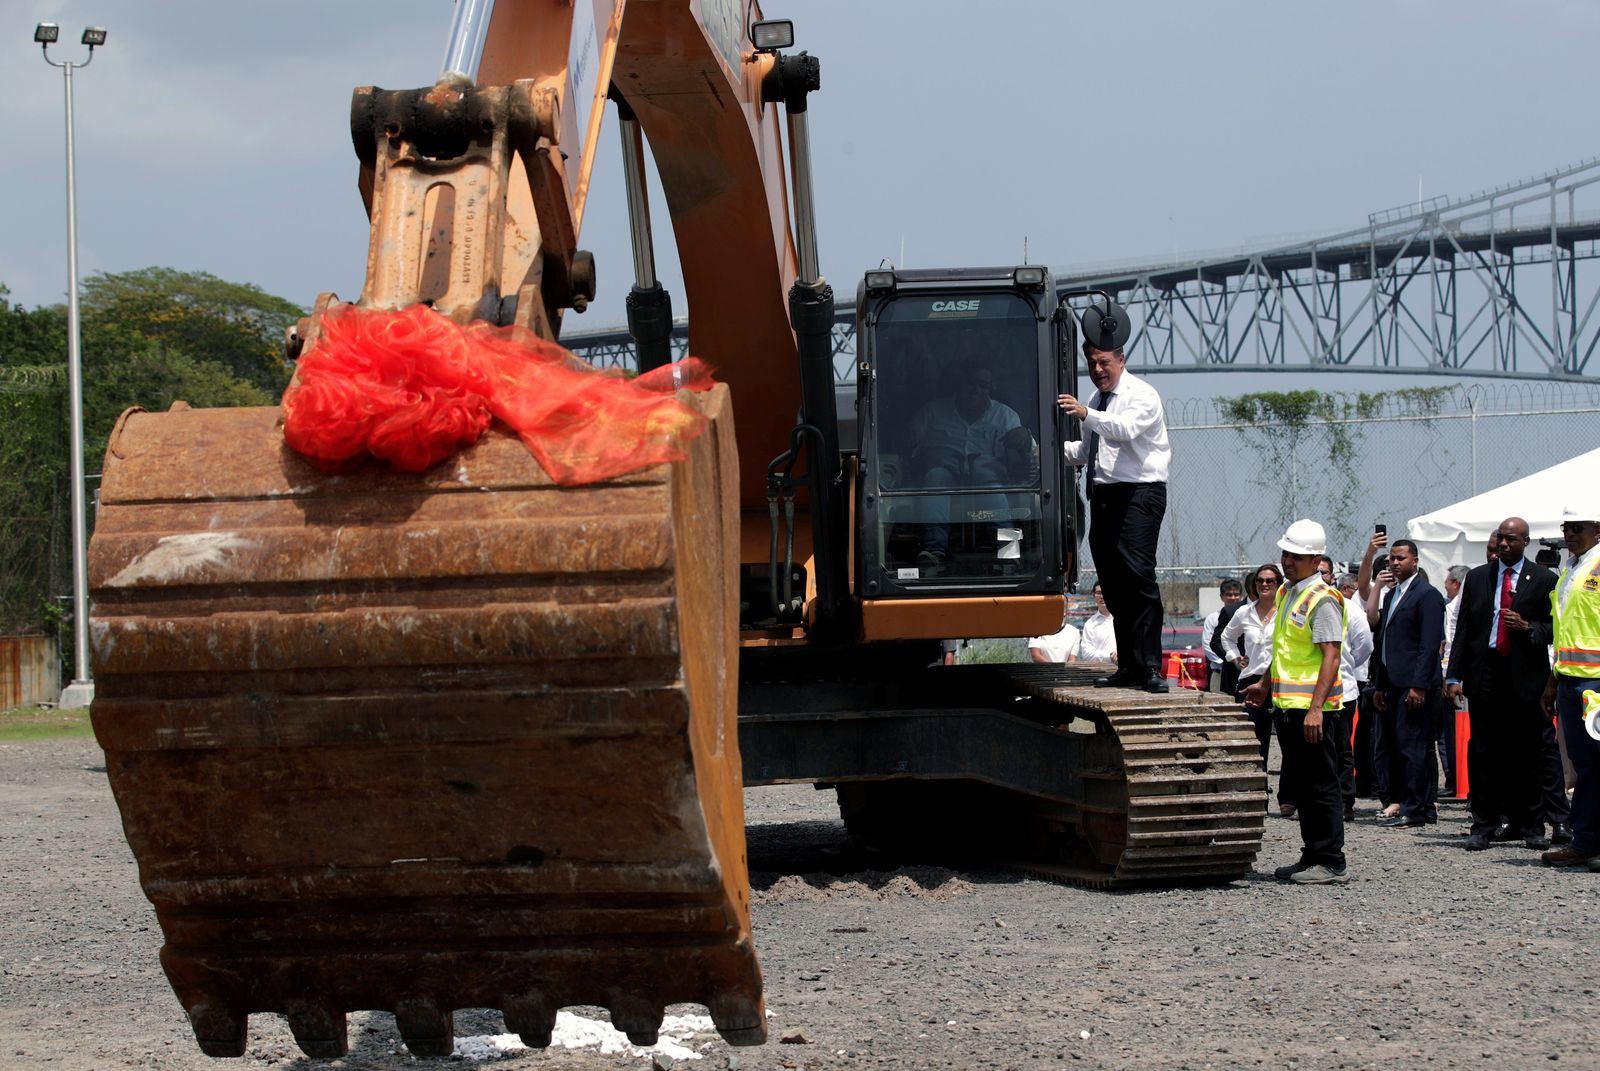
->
<box><xmin>3</xmin><ymin>735</ymin><xmax>1597</xmax><ymax>1071</ymax></box>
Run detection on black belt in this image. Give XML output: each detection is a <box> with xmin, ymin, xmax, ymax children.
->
<box><xmin>1090</xmin><ymin>479</ymin><xmax>1165</xmax><ymax>498</ymax></box>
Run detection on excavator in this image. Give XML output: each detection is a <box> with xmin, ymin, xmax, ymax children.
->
<box><xmin>85</xmin><ymin>0</ymin><xmax>1265</xmax><ymax>1060</ymax></box>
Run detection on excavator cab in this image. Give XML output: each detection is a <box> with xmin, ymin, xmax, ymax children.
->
<box><xmin>855</xmin><ymin>266</ymin><xmax>1078</xmax><ymax>599</ymax></box>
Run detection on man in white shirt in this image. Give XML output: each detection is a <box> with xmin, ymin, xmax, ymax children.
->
<box><xmin>908</xmin><ymin>357</ymin><xmax>1034</xmax><ymax>565</ymax></box>
<box><xmin>1076</xmin><ymin>582</ymin><xmax>1117</xmax><ymax>665</ymax></box>
<box><xmin>1057</xmin><ymin>298</ymin><xmax>1172</xmax><ymax>694</ymax></box>
<box><xmin>1322</xmin><ymin>559</ymin><xmax>1373</xmax><ymax>820</ymax></box>
<box><xmin>1029</xmin><ymin>622</ymin><xmax>1081</xmax><ymax>664</ymax></box>
<box><xmin>1442</xmin><ymin>565</ymin><xmax>1467</xmax><ymax>666</ymax></box>
<box><xmin>1201</xmin><ymin>578</ymin><xmax>1245</xmax><ymax>693</ymax></box>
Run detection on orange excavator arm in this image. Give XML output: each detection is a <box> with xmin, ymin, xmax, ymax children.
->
<box><xmin>311</xmin><ymin>0</ymin><xmax>809</xmax><ymax>511</ymax></box>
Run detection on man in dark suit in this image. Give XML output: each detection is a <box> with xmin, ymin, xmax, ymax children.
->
<box><xmin>1446</xmin><ymin>517</ymin><xmax>1561</xmax><ymax>850</ymax></box>
<box><xmin>1371</xmin><ymin>539</ymin><xmax>1447</xmax><ymax>828</ymax></box>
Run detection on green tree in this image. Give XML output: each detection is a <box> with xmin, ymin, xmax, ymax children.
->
<box><xmin>81</xmin><ymin>268</ymin><xmax>302</xmax><ymax>395</ymax></box>
<box><xmin>0</xmin><ymin>272</ymin><xmax>293</xmax><ymax>637</ymax></box>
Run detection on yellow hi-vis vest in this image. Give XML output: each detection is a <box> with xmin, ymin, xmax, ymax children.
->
<box><xmin>1270</xmin><ymin>578</ymin><xmax>1346</xmax><ymax>711</ymax></box>
<box><xmin>1552</xmin><ymin>550</ymin><xmax>1600</xmax><ymax>679</ymax></box>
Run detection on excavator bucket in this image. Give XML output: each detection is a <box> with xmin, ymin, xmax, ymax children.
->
<box><xmin>86</xmin><ymin>387</ymin><xmax>765</xmax><ymax>1058</ymax></box>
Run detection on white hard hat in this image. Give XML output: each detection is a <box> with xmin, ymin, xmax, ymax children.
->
<box><xmin>1277</xmin><ymin>518</ymin><xmax>1328</xmax><ymax>556</ymax></box>
<box><xmin>1561</xmin><ymin>500</ymin><xmax>1600</xmax><ymax>525</ymax></box>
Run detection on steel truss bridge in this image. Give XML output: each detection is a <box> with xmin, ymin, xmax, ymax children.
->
<box><xmin>564</xmin><ymin>156</ymin><xmax>1600</xmax><ymax>383</ymax></box>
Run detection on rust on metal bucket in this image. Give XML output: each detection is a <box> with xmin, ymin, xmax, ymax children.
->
<box><xmin>88</xmin><ymin>387</ymin><xmax>764</xmax><ymax>1058</ymax></box>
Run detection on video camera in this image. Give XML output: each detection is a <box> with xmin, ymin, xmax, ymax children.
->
<box><xmin>1536</xmin><ymin>536</ymin><xmax>1566</xmax><ymax>569</ymax></box>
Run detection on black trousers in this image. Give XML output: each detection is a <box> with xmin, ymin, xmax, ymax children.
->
<box><xmin>1386</xmin><ymin>685</ymin><xmax>1441</xmax><ymax>820</ymax></box>
<box><xmin>1236</xmin><ymin>673</ymin><xmax>1286</xmax><ymax>805</ymax></box>
<box><xmin>1216</xmin><ymin>661</ymin><xmax>1241</xmax><ymax>696</ymax></box>
<box><xmin>1539</xmin><ymin>712</ymin><xmax>1572</xmax><ymax>827</ymax></box>
<box><xmin>1332</xmin><ymin>701</ymin><xmax>1356</xmax><ymax>809</ymax></box>
<box><xmin>1353</xmin><ymin>685</ymin><xmax>1377</xmax><ymax>798</ymax></box>
<box><xmin>1372</xmin><ymin>701</ymin><xmax>1397</xmax><ymax>806</ymax></box>
<box><xmin>1464</xmin><ymin>657</ymin><xmax>1547</xmax><ymax>836</ymax></box>
<box><xmin>1274</xmin><ymin>706</ymin><xmax>1346</xmax><ymax>870</ymax></box>
<box><xmin>1087</xmin><ymin>481</ymin><xmax>1166</xmax><ymax>677</ymax></box>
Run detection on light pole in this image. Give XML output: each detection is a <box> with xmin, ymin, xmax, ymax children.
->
<box><xmin>35</xmin><ymin>22</ymin><xmax>106</xmax><ymax>710</ymax></box>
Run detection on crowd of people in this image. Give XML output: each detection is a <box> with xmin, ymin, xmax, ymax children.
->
<box><xmin>1041</xmin><ymin>297</ymin><xmax>1599</xmax><ymax>886</ymax></box>
<box><xmin>1193</xmin><ymin>509</ymin><xmax>1600</xmax><ymax>884</ymax></box>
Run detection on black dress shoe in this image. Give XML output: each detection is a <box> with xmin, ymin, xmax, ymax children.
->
<box><xmin>1464</xmin><ymin>832</ymin><xmax>1491</xmax><ymax>851</ymax></box>
<box><xmin>1552</xmin><ymin>822</ymin><xmax>1574</xmax><ymax>846</ymax></box>
<box><xmin>1383</xmin><ymin>815</ymin><xmax>1425</xmax><ymax>829</ymax></box>
<box><xmin>1525</xmin><ymin>833</ymin><xmax>1552</xmax><ymax>851</ymax></box>
<box><xmin>1095</xmin><ymin>669</ymin><xmax>1143</xmax><ymax>688</ymax></box>
<box><xmin>1489</xmin><ymin>824</ymin><xmax>1518</xmax><ymax>842</ymax></box>
<box><xmin>1142</xmin><ymin>674</ymin><xmax>1171</xmax><ymax>694</ymax></box>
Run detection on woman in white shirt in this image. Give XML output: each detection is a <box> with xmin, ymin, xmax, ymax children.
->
<box><xmin>1222</xmin><ymin>564</ymin><xmax>1285</xmax><ymax>808</ymax></box>
<box><xmin>1076</xmin><ymin>583</ymin><xmax>1117</xmax><ymax>665</ymax></box>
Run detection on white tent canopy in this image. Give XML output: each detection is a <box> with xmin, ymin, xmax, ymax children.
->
<box><xmin>1407</xmin><ymin>446</ymin><xmax>1600</xmax><ymax>587</ymax></box>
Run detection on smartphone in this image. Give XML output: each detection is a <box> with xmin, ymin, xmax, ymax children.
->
<box><xmin>1374</xmin><ymin>523</ymin><xmax>1387</xmax><ymax>537</ymax></box>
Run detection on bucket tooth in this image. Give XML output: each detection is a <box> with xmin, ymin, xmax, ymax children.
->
<box><xmin>395</xmin><ymin>996</ymin><xmax>454</xmax><ymax>1059</ymax></box>
<box><xmin>186</xmin><ymin>1001</ymin><xmax>246</xmax><ymax>1058</ymax></box>
<box><xmin>285</xmin><ymin>1002</ymin><xmax>348</xmax><ymax>1059</ymax></box>
<box><xmin>708</xmin><ymin>991</ymin><xmax>768</xmax><ymax>1046</ymax></box>
<box><xmin>502</xmin><ymin>992</ymin><xmax>556</xmax><ymax>1048</ymax></box>
<box><xmin>609</xmin><ymin>995</ymin><xmax>664</xmax><ymax>1046</ymax></box>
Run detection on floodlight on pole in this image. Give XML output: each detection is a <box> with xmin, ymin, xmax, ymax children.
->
<box><xmin>36</xmin><ymin>25</ymin><xmax>106</xmax><ymax>710</ymax></box>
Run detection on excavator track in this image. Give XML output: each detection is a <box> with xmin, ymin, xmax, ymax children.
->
<box><xmin>743</xmin><ymin>658</ymin><xmax>1267</xmax><ymax>890</ymax></box>
<box><xmin>87</xmin><ymin>388</ymin><xmax>766</xmax><ymax>1058</ymax></box>
<box><xmin>996</xmin><ymin>664</ymin><xmax>1268</xmax><ymax>887</ymax></box>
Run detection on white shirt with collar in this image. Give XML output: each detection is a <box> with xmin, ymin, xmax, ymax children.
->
<box><xmin>1028</xmin><ymin>621</ymin><xmax>1082</xmax><ymax>663</ymax></box>
<box><xmin>1343</xmin><ymin>600</ymin><xmax>1373</xmax><ymax>698</ymax></box>
<box><xmin>1443</xmin><ymin>592</ymin><xmax>1461</xmax><ymax>665</ymax></box>
<box><xmin>1078</xmin><ymin>611</ymin><xmax>1117</xmax><ymax>663</ymax></box>
<box><xmin>1061</xmin><ymin>369</ymin><xmax>1171</xmax><ymax>484</ymax></box>
<box><xmin>1201</xmin><ymin>606</ymin><xmax>1228</xmax><ymax>669</ymax></box>
<box><xmin>1221</xmin><ymin>601</ymin><xmax>1276</xmax><ymax>679</ymax></box>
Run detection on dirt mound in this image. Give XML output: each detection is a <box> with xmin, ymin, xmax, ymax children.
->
<box><xmin>751</xmin><ymin>866</ymin><xmax>976</xmax><ymax>904</ymax></box>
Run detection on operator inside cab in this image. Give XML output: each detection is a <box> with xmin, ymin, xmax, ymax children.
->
<box><xmin>863</xmin><ymin>281</ymin><xmax>1051</xmax><ymax>588</ymax></box>
<box><xmin>907</xmin><ymin>344</ymin><xmax>1037</xmax><ymax>567</ymax></box>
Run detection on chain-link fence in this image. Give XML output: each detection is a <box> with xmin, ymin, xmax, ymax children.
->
<box><xmin>1109</xmin><ymin>381</ymin><xmax>1600</xmax><ymax>609</ymax></box>
<box><xmin>4</xmin><ymin>371</ymin><xmax>1596</xmax><ymax>649</ymax></box>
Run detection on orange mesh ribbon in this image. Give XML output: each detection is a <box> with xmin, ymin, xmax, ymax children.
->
<box><xmin>282</xmin><ymin>304</ymin><xmax>714</xmax><ymax>484</ymax></box>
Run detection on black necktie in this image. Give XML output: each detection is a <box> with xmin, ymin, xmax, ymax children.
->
<box><xmin>1085</xmin><ymin>392</ymin><xmax>1113</xmax><ymax>492</ymax></box>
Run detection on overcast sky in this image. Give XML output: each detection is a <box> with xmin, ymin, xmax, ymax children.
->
<box><xmin>8</xmin><ymin>0</ymin><xmax>1600</xmax><ymax>363</ymax></box>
